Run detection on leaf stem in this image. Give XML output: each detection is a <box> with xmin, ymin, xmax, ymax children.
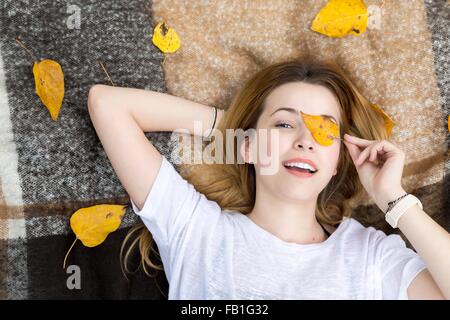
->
<box><xmin>97</xmin><ymin>60</ymin><xmax>116</xmax><ymax>86</ymax></box>
<box><xmin>15</xmin><ymin>36</ymin><xmax>37</xmax><ymax>61</ymax></box>
<box><xmin>63</xmin><ymin>237</ymin><xmax>78</xmax><ymax>269</ymax></box>
<box><xmin>328</xmin><ymin>134</ymin><xmax>343</xmax><ymax>141</ymax></box>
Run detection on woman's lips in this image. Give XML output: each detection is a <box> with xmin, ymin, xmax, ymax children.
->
<box><xmin>284</xmin><ymin>166</ymin><xmax>316</xmax><ymax>178</ymax></box>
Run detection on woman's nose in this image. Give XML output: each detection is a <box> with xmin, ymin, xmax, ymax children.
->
<box><xmin>293</xmin><ymin>127</ymin><xmax>315</xmax><ymax>151</ymax></box>
<box><xmin>295</xmin><ymin>140</ymin><xmax>314</xmax><ymax>151</ymax></box>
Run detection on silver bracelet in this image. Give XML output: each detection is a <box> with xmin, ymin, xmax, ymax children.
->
<box><xmin>385</xmin><ymin>193</ymin><xmax>408</xmax><ymax>214</ymax></box>
<box><xmin>205</xmin><ymin>106</ymin><xmax>217</xmax><ymax>140</ymax></box>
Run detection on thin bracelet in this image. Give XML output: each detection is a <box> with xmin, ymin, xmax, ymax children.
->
<box><xmin>205</xmin><ymin>106</ymin><xmax>217</xmax><ymax>139</ymax></box>
<box><xmin>385</xmin><ymin>193</ymin><xmax>408</xmax><ymax>214</ymax></box>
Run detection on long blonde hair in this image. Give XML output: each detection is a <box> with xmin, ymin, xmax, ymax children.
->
<box><xmin>121</xmin><ymin>55</ymin><xmax>389</xmax><ymax>282</ymax></box>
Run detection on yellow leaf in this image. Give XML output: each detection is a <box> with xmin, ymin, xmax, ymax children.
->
<box><xmin>70</xmin><ymin>204</ymin><xmax>126</xmax><ymax>247</ymax></box>
<box><xmin>301</xmin><ymin>111</ymin><xmax>340</xmax><ymax>146</ymax></box>
<box><xmin>63</xmin><ymin>204</ymin><xmax>126</xmax><ymax>268</ymax></box>
<box><xmin>448</xmin><ymin>115</ymin><xmax>449</xmax><ymax>133</ymax></box>
<box><xmin>370</xmin><ymin>103</ymin><xmax>394</xmax><ymax>137</ymax></box>
<box><xmin>152</xmin><ymin>22</ymin><xmax>181</xmax><ymax>53</ymax></box>
<box><xmin>32</xmin><ymin>59</ymin><xmax>64</xmax><ymax>121</ymax></box>
<box><xmin>311</xmin><ymin>0</ymin><xmax>368</xmax><ymax>38</ymax></box>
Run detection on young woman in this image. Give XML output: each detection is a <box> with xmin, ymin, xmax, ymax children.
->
<box><xmin>87</xmin><ymin>57</ymin><xmax>449</xmax><ymax>300</ymax></box>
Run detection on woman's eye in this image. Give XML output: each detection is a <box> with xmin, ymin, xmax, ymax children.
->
<box><xmin>275</xmin><ymin>122</ymin><xmax>293</xmax><ymax>128</ymax></box>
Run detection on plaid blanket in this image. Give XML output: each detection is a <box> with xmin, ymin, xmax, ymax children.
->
<box><xmin>0</xmin><ymin>0</ymin><xmax>170</xmax><ymax>299</ymax></box>
<box><xmin>0</xmin><ymin>0</ymin><xmax>448</xmax><ymax>299</ymax></box>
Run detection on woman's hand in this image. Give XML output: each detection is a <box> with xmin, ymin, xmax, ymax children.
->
<box><xmin>343</xmin><ymin>133</ymin><xmax>407</xmax><ymax>213</ymax></box>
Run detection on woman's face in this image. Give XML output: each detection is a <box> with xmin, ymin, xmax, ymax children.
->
<box><xmin>241</xmin><ymin>82</ymin><xmax>342</xmax><ymax>202</ymax></box>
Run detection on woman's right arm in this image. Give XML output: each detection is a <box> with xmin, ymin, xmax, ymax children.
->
<box><xmin>87</xmin><ymin>84</ymin><xmax>224</xmax><ymax>210</ymax></box>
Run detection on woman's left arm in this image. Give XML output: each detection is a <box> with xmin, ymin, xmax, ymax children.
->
<box><xmin>343</xmin><ymin>134</ymin><xmax>450</xmax><ymax>299</ymax></box>
<box><xmin>376</xmin><ymin>186</ymin><xmax>449</xmax><ymax>299</ymax></box>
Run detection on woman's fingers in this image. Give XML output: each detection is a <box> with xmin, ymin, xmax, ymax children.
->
<box><xmin>359</xmin><ymin>140</ymin><xmax>401</xmax><ymax>166</ymax></box>
<box><xmin>343</xmin><ymin>140</ymin><xmax>360</xmax><ymax>163</ymax></box>
<box><xmin>344</xmin><ymin>134</ymin><xmax>374</xmax><ymax>147</ymax></box>
<box><xmin>369</xmin><ymin>144</ymin><xmax>380</xmax><ymax>162</ymax></box>
<box><xmin>345</xmin><ymin>135</ymin><xmax>402</xmax><ymax>166</ymax></box>
<box><xmin>355</xmin><ymin>144</ymin><xmax>373</xmax><ymax>166</ymax></box>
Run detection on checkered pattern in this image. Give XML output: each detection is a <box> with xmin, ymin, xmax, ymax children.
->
<box><xmin>0</xmin><ymin>0</ymin><xmax>170</xmax><ymax>299</ymax></box>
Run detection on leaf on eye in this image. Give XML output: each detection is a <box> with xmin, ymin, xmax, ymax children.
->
<box><xmin>33</xmin><ymin>59</ymin><xmax>65</xmax><ymax>122</ymax></box>
<box><xmin>300</xmin><ymin>111</ymin><xmax>340</xmax><ymax>146</ymax></box>
<box><xmin>152</xmin><ymin>22</ymin><xmax>181</xmax><ymax>53</ymax></box>
<box><xmin>63</xmin><ymin>204</ymin><xmax>126</xmax><ymax>269</ymax></box>
<box><xmin>370</xmin><ymin>103</ymin><xmax>394</xmax><ymax>137</ymax></box>
<box><xmin>311</xmin><ymin>0</ymin><xmax>368</xmax><ymax>38</ymax></box>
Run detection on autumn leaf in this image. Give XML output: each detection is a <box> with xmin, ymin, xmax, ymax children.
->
<box><xmin>71</xmin><ymin>204</ymin><xmax>125</xmax><ymax>247</ymax></box>
<box><xmin>15</xmin><ymin>37</ymin><xmax>64</xmax><ymax>121</ymax></box>
<box><xmin>301</xmin><ymin>111</ymin><xmax>340</xmax><ymax>146</ymax></box>
<box><xmin>370</xmin><ymin>103</ymin><xmax>394</xmax><ymax>137</ymax></box>
<box><xmin>447</xmin><ymin>115</ymin><xmax>449</xmax><ymax>133</ymax></box>
<box><xmin>33</xmin><ymin>60</ymin><xmax>65</xmax><ymax>121</ymax></box>
<box><xmin>63</xmin><ymin>204</ymin><xmax>126</xmax><ymax>269</ymax></box>
<box><xmin>152</xmin><ymin>22</ymin><xmax>180</xmax><ymax>53</ymax></box>
<box><xmin>311</xmin><ymin>0</ymin><xmax>368</xmax><ymax>38</ymax></box>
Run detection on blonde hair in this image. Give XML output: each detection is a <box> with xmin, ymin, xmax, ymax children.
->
<box><xmin>120</xmin><ymin>55</ymin><xmax>389</xmax><ymax>285</ymax></box>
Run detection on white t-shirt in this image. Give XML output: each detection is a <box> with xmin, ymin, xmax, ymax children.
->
<box><xmin>130</xmin><ymin>155</ymin><xmax>426</xmax><ymax>300</ymax></box>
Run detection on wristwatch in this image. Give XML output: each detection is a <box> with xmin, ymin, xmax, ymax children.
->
<box><xmin>385</xmin><ymin>194</ymin><xmax>423</xmax><ymax>228</ymax></box>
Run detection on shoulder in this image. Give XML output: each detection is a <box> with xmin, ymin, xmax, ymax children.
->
<box><xmin>335</xmin><ymin>217</ymin><xmax>377</xmax><ymax>237</ymax></box>
<box><xmin>220</xmin><ymin>210</ymin><xmax>246</xmax><ymax>223</ymax></box>
<box><xmin>340</xmin><ymin>218</ymin><xmax>414</xmax><ymax>257</ymax></box>
<box><xmin>340</xmin><ymin>217</ymin><xmax>384</xmax><ymax>236</ymax></box>
<box><xmin>337</xmin><ymin>217</ymin><xmax>401</xmax><ymax>247</ymax></box>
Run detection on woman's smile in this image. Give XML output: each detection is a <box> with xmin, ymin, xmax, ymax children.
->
<box><xmin>283</xmin><ymin>165</ymin><xmax>317</xmax><ymax>178</ymax></box>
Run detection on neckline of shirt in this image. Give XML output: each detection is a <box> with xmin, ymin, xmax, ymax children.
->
<box><xmin>231</xmin><ymin>211</ymin><xmax>351</xmax><ymax>253</ymax></box>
